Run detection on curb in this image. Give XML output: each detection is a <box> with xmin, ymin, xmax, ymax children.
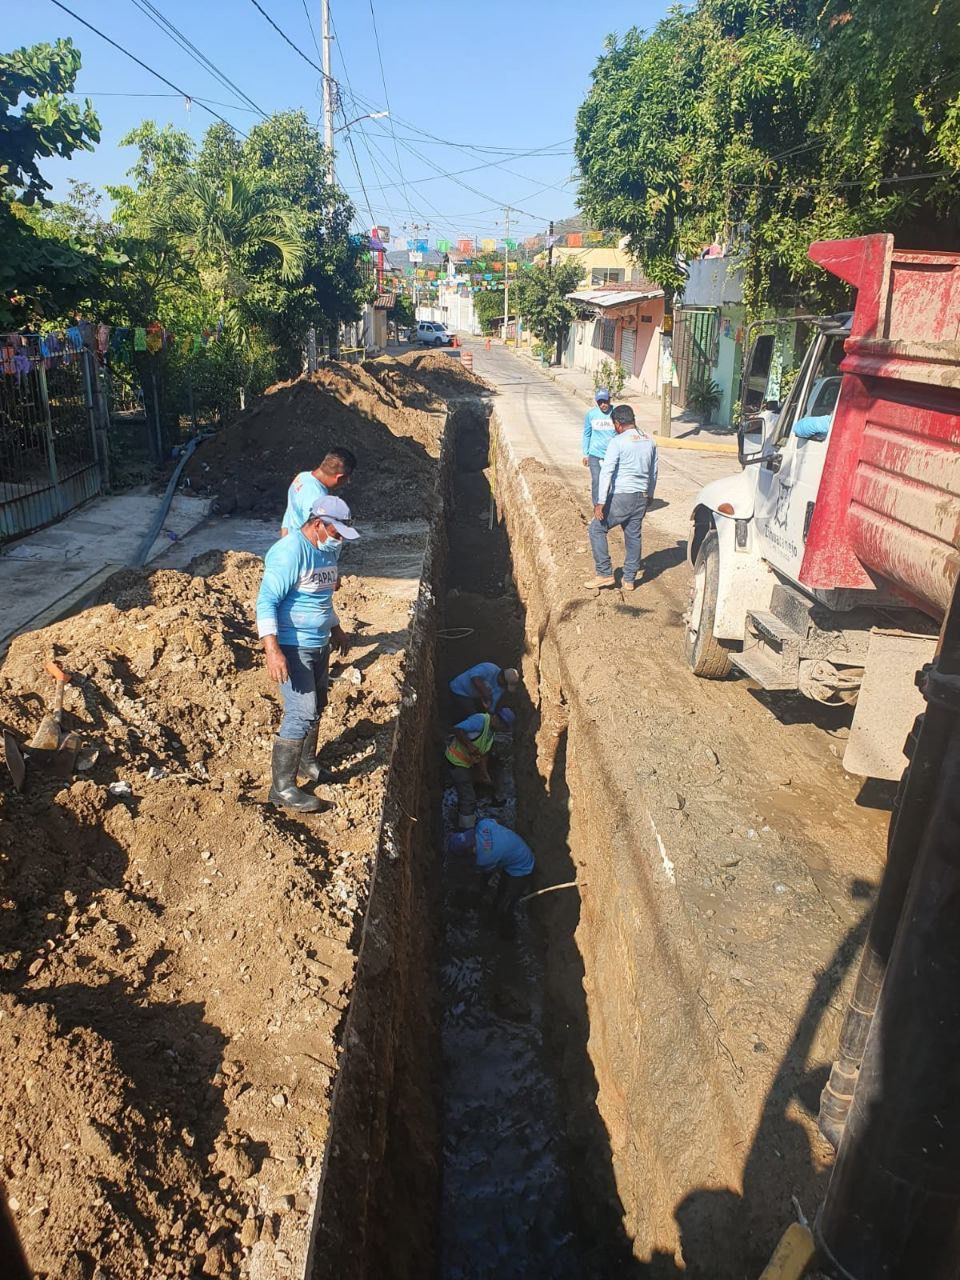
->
<box><xmin>652</xmin><ymin>435</ymin><xmax>739</xmax><ymax>454</ymax></box>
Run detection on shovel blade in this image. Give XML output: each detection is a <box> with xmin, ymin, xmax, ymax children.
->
<box><xmin>29</xmin><ymin>713</ymin><xmax>63</xmax><ymax>753</ymax></box>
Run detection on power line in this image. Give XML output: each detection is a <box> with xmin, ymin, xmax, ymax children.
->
<box><xmin>300</xmin><ymin>0</ymin><xmax>323</xmax><ymax>61</ymax></box>
<box><xmin>127</xmin><ymin>0</ymin><xmax>267</xmax><ymax>118</ymax></box>
<box><xmin>67</xmin><ymin>91</ymin><xmax>261</xmax><ymax>113</ymax></box>
<box><xmin>47</xmin><ymin>0</ymin><xmax>250</xmax><ymax>137</ymax></box>
<box><xmin>246</xmin><ymin>0</ymin><xmax>334</xmax><ymax>82</ymax></box>
<box><xmin>365</xmin><ymin>0</ymin><xmax>413</xmax><ymax>219</ymax></box>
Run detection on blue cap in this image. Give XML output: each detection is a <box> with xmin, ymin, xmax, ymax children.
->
<box><xmin>446</xmin><ymin>830</ymin><xmax>476</xmax><ymax>854</ymax></box>
<box><xmin>595</xmin><ymin>388</ymin><xmax>610</xmax><ymax>402</ymax></box>
<box><xmin>497</xmin><ymin>707</ymin><xmax>516</xmax><ymax>729</ymax></box>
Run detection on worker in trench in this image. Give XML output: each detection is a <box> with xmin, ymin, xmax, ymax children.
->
<box><xmin>585</xmin><ymin>403</ymin><xmax>658</xmax><ymax>592</ymax></box>
<box><xmin>255</xmin><ymin>496</ymin><xmax>359</xmax><ymax>812</ymax></box>
<box><xmin>448</xmin><ymin>661</ymin><xmax>520</xmax><ymax>720</ymax></box>
<box><xmin>445</xmin><ymin>707</ymin><xmax>515</xmax><ymax>829</ymax></box>
<box><xmin>581</xmin><ymin>386</ymin><xmax>616</xmax><ymax>506</ymax></box>
<box><xmin>279</xmin><ymin>447</ymin><xmax>357</xmax><ymax>538</ymax></box>
<box><xmin>446</xmin><ymin>817</ymin><xmax>535</xmax><ymax>936</ymax></box>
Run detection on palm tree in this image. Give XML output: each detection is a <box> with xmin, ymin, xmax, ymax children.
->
<box><xmin>153</xmin><ymin>173</ymin><xmax>307</xmax><ymax>310</ymax></box>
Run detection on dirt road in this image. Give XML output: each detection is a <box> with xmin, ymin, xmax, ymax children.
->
<box><xmin>471</xmin><ymin>341</ymin><xmax>889</xmax><ymax>1274</ymax></box>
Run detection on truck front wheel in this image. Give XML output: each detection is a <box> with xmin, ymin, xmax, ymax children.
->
<box><xmin>685</xmin><ymin>531</ymin><xmax>736</xmax><ymax>678</ymax></box>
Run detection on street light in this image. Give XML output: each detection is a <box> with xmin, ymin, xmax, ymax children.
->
<box><xmin>335</xmin><ymin>111</ymin><xmax>388</xmax><ymax>134</ymax></box>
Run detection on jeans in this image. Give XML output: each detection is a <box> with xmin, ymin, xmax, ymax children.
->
<box><xmin>278</xmin><ymin>644</ymin><xmax>330</xmax><ymax>739</ymax></box>
<box><xmin>589</xmin><ymin>492</ymin><xmax>648</xmax><ymax>583</ymax></box>
<box><xmin>588</xmin><ymin>456</ymin><xmax>603</xmax><ymax>506</ymax></box>
<box><xmin>448</xmin><ymin>764</ymin><xmax>478</xmax><ymax>826</ymax></box>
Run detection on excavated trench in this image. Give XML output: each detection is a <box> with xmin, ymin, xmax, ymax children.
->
<box><xmin>311</xmin><ymin>398</ymin><xmax>640</xmax><ymax>1279</ymax></box>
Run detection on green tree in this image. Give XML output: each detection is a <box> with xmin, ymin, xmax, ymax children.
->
<box><xmin>156</xmin><ymin>173</ymin><xmax>307</xmax><ymax>306</ymax></box>
<box><xmin>474</xmin><ymin>288</ymin><xmax>505</xmax><ymax>335</ymax></box>
<box><xmin>516</xmin><ymin>260</ymin><xmax>583</xmax><ymax>362</ymax></box>
<box><xmin>232</xmin><ymin>111</ymin><xmax>371</xmax><ymax>371</ymax></box>
<box><xmin>388</xmin><ymin>292</ymin><xmax>415</xmax><ymax>329</ymax></box>
<box><xmin>575</xmin><ymin>0</ymin><xmax>960</xmax><ymax>315</ymax></box>
<box><xmin>0</xmin><ymin>38</ymin><xmax>107</xmax><ymax>326</ymax></box>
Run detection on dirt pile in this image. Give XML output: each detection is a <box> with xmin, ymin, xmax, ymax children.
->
<box><xmin>393</xmin><ymin>350</ymin><xmax>489</xmax><ymax>400</ymax></box>
<box><xmin>183</xmin><ymin>365</ymin><xmax>442</xmax><ymax>521</ymax></box>
<box><xmin>359</xmin><ymin>358</ymin><xmax>444</xmax><ymax>414</ymax></box>
<box><xmin>0</xmin><ymin>548</ymin><xmax>419</xmax><ymax>1278</ymax></box>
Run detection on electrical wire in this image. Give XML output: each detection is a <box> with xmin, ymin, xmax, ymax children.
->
<box><xmin>127</xmin><ymin>0</ymin><xmax>268</xmax><ymax>118</ymax></box>
<box><xmin>300</xmin><ymin>0</ymin><xmax>323</xmax><ymax>61</ymax></box>
<box><xmin>365</xmin><ymin>0</ymin><xmax>413</xmax><ymax>219</ymax></box>
<box><xmin>47</xmin><ymin>0</ymin><xmax>250</xmax><ymax>137</ymax></box>
<box><xmin>67</xmin><ymin>90</ymin><xmax>262</xmax><ymax>113</ymax></box>
<box><xmin>246</xmin><ymin>0</ymin><xmax>334</xmax><ymax>83</ymax></box>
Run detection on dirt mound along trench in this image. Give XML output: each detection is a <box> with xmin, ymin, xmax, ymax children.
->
<box><xmin>393</xmin><ymin>350</ymin><xmax>489</xmax><ymax>400</ymax></box>
<box><xmin>183</xmin><ymin>365</ymin><xmax>442</xmax><ymax>522</ymax></box>
<box><xmin>0</xmin><ymin>542</ymin><xmax>426</xmax><ymax>1279</ymax></box>
<box><xmin>493</xmin><ymin>431</ymin><xmax>884</xmax><ymax>1275</ymax></box>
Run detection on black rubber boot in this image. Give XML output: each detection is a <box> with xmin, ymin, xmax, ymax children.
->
<box><xmin>268</xmin><ymin>737</ymin><xmax>323</xmax><ymax>812</ymax></box>
<box><xmin>298</xmin><ymin>723</ymin><xmax>336</xmax><ymax>785</ymax></box>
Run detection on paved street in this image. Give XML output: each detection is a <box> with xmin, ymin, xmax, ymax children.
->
<box><xmin>467</xmin><ymin>339</ymin><xmax>735</xmax><ymax>543</ymax></box>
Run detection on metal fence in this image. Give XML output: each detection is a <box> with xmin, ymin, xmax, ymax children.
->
<box><xmin>0</xmin><ymin>343</ymin><xmax>103</xmax><ymax>540</ymax></box>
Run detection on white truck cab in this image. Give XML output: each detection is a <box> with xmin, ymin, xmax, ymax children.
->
<box><xmin>685</xmin><ymin>315</ymin><xmax>937</xmax><ymax>780</ymax></box>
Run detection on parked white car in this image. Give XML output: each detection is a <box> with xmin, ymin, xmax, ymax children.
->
<box><xmin>416</xmin><ymin>321</ymin><xmax>453</xmax><ymax>347</ymax></box>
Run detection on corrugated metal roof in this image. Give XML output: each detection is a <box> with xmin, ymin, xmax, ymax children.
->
<box><xmin>567</xmin><ymin>287</ymin><xmax>663</xmax><ymax>308</ymax></box>
<box><xmin>374</xmin><ymin>293</ymin><xmax>396</xmax><ymax>309</ymax></box>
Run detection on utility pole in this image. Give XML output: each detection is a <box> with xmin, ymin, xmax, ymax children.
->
<box><xmin>403</xmin><ymin>221</ymin><xmax>430</xmax><ymax>319</ymax></box>
<box><xmin>321</xmin><ymin>0</ymin><xmax>334</xmax><ymax>185</ymax></box>
<box><xmin>547</xmin><ymin>219</ymin><xmax>555</xmax><ymax>271</ymax></box>
<box><xmin>501</xmin><ymin>206</ymin><xmax>513</xmax><ymax>343</ymax></box>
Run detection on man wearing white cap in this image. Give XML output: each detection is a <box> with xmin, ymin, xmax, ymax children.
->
<box><xmin>256</xmin><ymin>496</ymin><xmax>360</xmax><ymax>812</ymax></box>
<box><xmin>448</xmin><ymin>661</ymin><xmax>520</xmax><ymax>720</ymax></box>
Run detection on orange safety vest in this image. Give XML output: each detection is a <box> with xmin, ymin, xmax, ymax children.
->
<box><xmin>445</xmin><ymin>714</ymin><xmax>495</xmax><ymax>768</ymax></box>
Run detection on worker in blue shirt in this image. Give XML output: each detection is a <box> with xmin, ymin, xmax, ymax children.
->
<box><xmin>445</xmin><ymin>708</ymin><xmax>515</xmax><ymax>828</ymax></box>
<box><xmin>279</xmin><ymin>447</ymin><xmax>357</xmax><ymax>537</ymax></box>
<box><xmin>446</xmin><ymin>817</ymin><xmax>535</xmax><ymax>934</ymax></box>
<box><xmin>586</xmin><ymin>403</ymin><xmax>658</xmax><ymax>592</ymax></box>
<box><xmin>582</xmin><ymin>388</ymin><xmax>616</xmax><ymax>505</ymax></box>
<box><xmin>448</xmin><ymin>661</ymin><xmax>520</xmax><ymax>719</ymax></box>
<box><xmin>256</xmin><ymin>496</ymin><xmax>359</xmax><ymax>812</ymax></box>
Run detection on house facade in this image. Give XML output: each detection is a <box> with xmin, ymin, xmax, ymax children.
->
<box><xmin>563</xmin><ymin>285</ymin><xmax>665</xmax><ymax>396</ymax></box>
<box><xmin>673</xmin><ymin>256</ymin><xmax>747</xmax><ymax>424</ymax></box>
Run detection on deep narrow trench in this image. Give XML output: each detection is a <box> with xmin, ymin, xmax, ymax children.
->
<box><xmin>432</xmin><ymin>400</ymin><xmax>612</xmax><ymax>1279</ymax></box>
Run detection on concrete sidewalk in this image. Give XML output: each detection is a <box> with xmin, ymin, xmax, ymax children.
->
<box><xmin>0</xmin><ymin>490</ymin><xmax>212</xmax><ymax>652</ymax></box>
<box><xmin>507</xmin><ymin>342</ymin><xmax>738</xmax><ymax>446</ymax></box>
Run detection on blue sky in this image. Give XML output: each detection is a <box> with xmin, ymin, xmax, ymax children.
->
<box><xmin>13</xmin><ymin>1</ymin><xmax>670</xmax><ymax>243</ymax></box>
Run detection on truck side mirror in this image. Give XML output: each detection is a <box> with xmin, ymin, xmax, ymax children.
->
<box><xmin>738</xmin><ymin>415</ymin><xmax>766</xmax><ymax>466</ymax></box>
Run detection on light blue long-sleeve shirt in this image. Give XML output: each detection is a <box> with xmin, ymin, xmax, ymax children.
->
<box><xmin>256</xmin><ymin>530</ymin><xmax>341</xmax><ymax>649</ymax></box>
<box><xmin>281</xmin><ymin>471</ymin><xmax>328</xmax><ymax>533</ymax></box>
<box><xmin>582</xmin><ymin>406</ymin><xmax>616</xmax><ymax>459</ymax></box>
<box><xmin>597</xmin><ymin>429</ymin><xmax>658</xmax><ymax>504</ymax></box>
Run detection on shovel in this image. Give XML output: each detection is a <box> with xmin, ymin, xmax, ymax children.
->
<box><xmin>30</xmin><ymin>661</ymin><xmax>71</xmax><ymax>751</ymax></box>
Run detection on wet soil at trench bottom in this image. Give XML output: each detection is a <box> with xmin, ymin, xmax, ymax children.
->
<box><xmin>433</xmin><ymin>400</ymin><xmax>623</xmax><ymax>1280</ymax></box>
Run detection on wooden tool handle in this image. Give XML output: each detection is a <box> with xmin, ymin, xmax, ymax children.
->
<box><xmin>45</xmin><ymin>661</ymin><xmax>70</xmax><ymax>685</ymax></box>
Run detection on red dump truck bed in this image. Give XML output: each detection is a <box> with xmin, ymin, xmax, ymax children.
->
<box><xmin>799</xmin><ymin>234</ymin><xmax>960</xmax><ymax>619</ymax></box>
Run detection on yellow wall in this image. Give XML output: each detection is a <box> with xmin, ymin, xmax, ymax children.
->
<box><xmin>535</xmin><ymin>245</ymin><xmax>638</xmax><ymax>286</ymax></box>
